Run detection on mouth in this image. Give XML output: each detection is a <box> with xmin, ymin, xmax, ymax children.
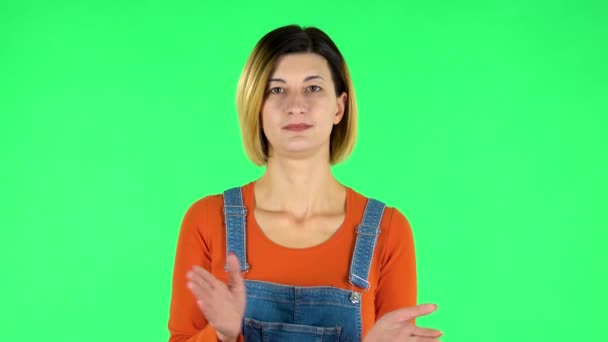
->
<box><xmin>283</xmin><ymin>123</ymin><xmax>313</xmax><ymax>132</ymax></box>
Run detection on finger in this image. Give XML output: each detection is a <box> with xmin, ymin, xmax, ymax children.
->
<box><xmin>190</xmin><ymin>265</ymin><xmax>220</xmax><ymax>290</ymax></box>
<box><xmin>410</xmin><ymin>325</ymin><xmax>443</xmax><ymax>337</ymax></box>
<box><xmin>187</xmin><ymin>278</ymin><xmax>214</xmax><ymax>304</ymax></box>
<box><xmin>226</xmin><ymin>253</ymin><xmax>244</xmax><ymax>290</ymax></box>
<box><xmin>187</xmin><ymin>271</ymin><xmax>214</xmax><ymax>296</ymax></box>
<box><xmin>194</xmin><ymin>296</ymin><xmax>218</xmax><ymax>322</ymax></box>
<box><xmin>392</xmin><ymin>329</ymin><xmax>441</xmax><ymax>342</ymax></box>
<box><xmin>187</xmin><ymin>269</ymin><xmax>217</xmax><ymax>300</ymax></box>
<box><xmin>389</xmin><ymin>304</ymin><xmax>439</xmax><ymax>322</ymax></box>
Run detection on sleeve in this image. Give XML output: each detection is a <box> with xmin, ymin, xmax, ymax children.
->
<box><xmin>167</xmin><ymin>198</ymin><xmax>244</xmax><ymax>342</ymax></box>
<box><xmin>374</xmin><ymin>208</ymin><xmax>418</xmax><ymax>324</ymax></box>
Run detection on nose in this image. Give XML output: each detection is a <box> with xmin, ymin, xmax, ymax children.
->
<box><xmin>285</xmin><ymin>91</ymin><xmax>307</xmax><ymax>115</ymax></box>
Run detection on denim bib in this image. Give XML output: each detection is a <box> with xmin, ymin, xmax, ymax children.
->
<box><xmin>223</xmin><ymin>186</ymin><xmax>385</xmax><ymax>341</ymax></box>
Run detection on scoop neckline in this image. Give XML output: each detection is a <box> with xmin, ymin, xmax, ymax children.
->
<box><xmin>244</xmin><ymin>180</ymin><xmax>353</xmax><ymax>253</ymax></box>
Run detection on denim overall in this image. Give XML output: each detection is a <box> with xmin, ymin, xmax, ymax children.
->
<box><xmin>223</xmin><ymin>186</ymin><xmax>386</xmax><ymax>342</ymax></box>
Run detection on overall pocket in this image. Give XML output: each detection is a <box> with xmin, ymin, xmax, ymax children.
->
<box><xmin>243</xmin><ymin>317</ymin><xmax>342</xmax><ymax>342</ymax></box>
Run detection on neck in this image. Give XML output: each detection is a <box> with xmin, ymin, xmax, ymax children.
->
<box><xmin>254</xmin><ymin>153</ymin><xmax>345</xmax><ymax>218</ymax></box>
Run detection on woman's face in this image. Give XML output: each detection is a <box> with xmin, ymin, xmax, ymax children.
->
<box><xmin>261</xmin><ymin>53</ymin><xmax>347</xmax><ymax>161</ymax></box>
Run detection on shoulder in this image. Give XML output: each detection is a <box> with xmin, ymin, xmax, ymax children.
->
<box><xmin>182</xmin><ymin>181</ymin><xmax>253</xmax><ymax>221</ymax></box>
<box><xmin>178</xmin><ymin>191</ymin><xmax>227</xmax><ymax>241</ymax></box>
<box><xmin>182</xmin><ymin>192</ymin><xmax>224</xmax><ymax>221</ymax></box>
<box><xmin>348</xmin><ymin>186</ymin><xmax>412</xmax><ymax>231</ymax></box>
<box><xmin>348</xmin><ymin>186</ymin><xmax>414</xmax><ymax>251</ymax></box>
<box><xmin>181</xmin><ymin>182</ymin><xmax>251</xmax><ymax>225</ymax></box>
<box><xmin>385</xmin><ymin>207</ymin><xmax>411</xmax><ymax>233</ymax></box>
<box><xmin>350</xmin><ymin>189</ymin><xmax>416</xmax><ymax>271</ymax></box>
<box><xmin>379</xmin><ymin>206</ymin><xmax>413</xmax><ymax>245</ymax></box>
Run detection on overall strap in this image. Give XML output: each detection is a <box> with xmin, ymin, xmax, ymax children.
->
<box><xmin>223</xmin><ymin>186</ymin><xmax>250</xmax><ymax>272</ymax></box>
<box><xmin>349</xmin><ymin>198</ymin><xmax>386</xmax><ymax>289</ymax></box>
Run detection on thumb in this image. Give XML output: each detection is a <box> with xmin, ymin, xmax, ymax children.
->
<box><xmin>226</xmin><ymin>253</ymin><xmax>244</xmax><ymax>291</ymax></box>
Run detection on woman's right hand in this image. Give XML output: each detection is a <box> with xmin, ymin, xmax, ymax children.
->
<box><xmin>364</xmin><ymin>304</ymin><xmax>442</xmax><ymax>341</ymax></box>
<box><xmin>187</xmin><ymin>253</ymin><xmax>246</xmax><ymax>342</ymax></box>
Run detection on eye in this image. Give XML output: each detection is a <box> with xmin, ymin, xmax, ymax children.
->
<box><xmin>268</xmin><ymin>87</ymin><xmax>284</xmax><ymax>95</ymax></box>
<box><xmin>307</xmin><ymin>85</ymin><xmax>321</xmax><ymax>92</ymax></box>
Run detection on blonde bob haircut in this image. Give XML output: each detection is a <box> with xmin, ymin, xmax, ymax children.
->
<box><xmin>236</xmin><ymin>25</ymin><xmax>357</xmax><ymax>166</ymax></box>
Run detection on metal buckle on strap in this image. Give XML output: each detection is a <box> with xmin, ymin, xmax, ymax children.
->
<box><xmin>356</xmin><ymin>224</ymin><xmax>381</xmax><ymax>236</ymax></box>
<box><xmin>224</xmin><ymin>205</ymin><xmax>247</xmax><ymax>216</ymax></box>
<box><xmin>349</xmin><ymin>291</ymin><xmax>361</xmax><ymax>304</ymax></box>
<box><xmin>348</xmin><ymin>276</ymin><xmax>371</xmax><ymax>293</ymax></box>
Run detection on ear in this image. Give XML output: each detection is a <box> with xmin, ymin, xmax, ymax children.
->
<box><xmin>333</xmin><ymin>92</ymin><xmax>348</xmax><ymax>125</ymax></box>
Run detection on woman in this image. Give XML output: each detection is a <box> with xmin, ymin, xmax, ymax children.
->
<box><xmin>168</xmin><ymin>25</ymin><xmax>441</xmax><ymax>341</ymax></box>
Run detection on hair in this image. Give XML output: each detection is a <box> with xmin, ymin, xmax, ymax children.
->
<box><xmin>236</xmin><ymin>24</ymin><xmax>357</xmax><ymax>166</ymax></box>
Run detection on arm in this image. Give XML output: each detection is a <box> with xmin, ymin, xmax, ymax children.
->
<box><xmin>366</xmin><ymin>210</ymin><xmax>442</xmax><ymax>341</ymax></box>
<box><xmin>167</xmin><ymin>198</ymin><xmax>243</xmax><ymax>342</ymax></box>
<box><xmin>374</xmin><ymin>208</ymin><xmax>418</xmax><ymax>324</ymax></box>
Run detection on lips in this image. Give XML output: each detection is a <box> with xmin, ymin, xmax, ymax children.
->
<box><xmin>283</xmin><ymin>123</ymin><xmax>313</xmax><ymax>132</ymax></box>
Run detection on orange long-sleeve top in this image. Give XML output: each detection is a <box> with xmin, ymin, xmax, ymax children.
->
<box><xmin>168</xmin><ymin>181</ymin><xmax>417</xmax><ymax>341</ymax></box>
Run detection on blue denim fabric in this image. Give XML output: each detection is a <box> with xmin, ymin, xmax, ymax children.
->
<box><xmin>223</xmin><ymin>186</ymin><xmax>386</xmax><ymax>341</ymax></box>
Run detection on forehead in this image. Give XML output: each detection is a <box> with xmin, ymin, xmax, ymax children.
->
<box><xmin>270</xmin><ymin>53</ymin><xmax>331</xmax><ymax>78</ymax></box>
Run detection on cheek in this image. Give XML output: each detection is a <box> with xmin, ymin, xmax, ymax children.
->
<box><xmin>261</xmin><ymin>99</ymin><xmax>282</xmax><ymax>122</ymax></box>
<box><xmin>260</xmin><ymin>103</ymin><xmax>279</xmax><ymax>135</ymax></box>
<box><xmin>316</xmin><ymin>97</ymin><xmax>338</xmax><ymax>119</ymax></box>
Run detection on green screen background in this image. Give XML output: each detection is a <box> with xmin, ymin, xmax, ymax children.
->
<box><xmin>1</xmin><ymin>1</ymin><xmax>606</xmax><ymax>341</ymax></box>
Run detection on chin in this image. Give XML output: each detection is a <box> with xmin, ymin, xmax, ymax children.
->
<box><xmin>284</xmin><ymin>145</ymin><xmax>314</xmax><ymax>154</ymax></box>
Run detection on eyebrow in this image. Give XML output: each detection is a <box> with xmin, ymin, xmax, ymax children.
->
<box><xmin>268</xmin><ymin>75</ymin><xmax>325</xmax><ymax>83</ymax></box>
